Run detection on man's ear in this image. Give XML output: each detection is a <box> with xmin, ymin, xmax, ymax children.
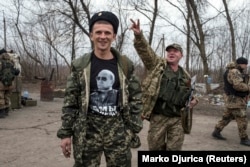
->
<box><xmin>90</xmin><ymin>32</ymin><xmax>93</xmax><ymax>41</ymax></box>
<box><xmin>113</xmin><ymin>34</ymin><xmax>116</xmax><ymax>40</ymax></box>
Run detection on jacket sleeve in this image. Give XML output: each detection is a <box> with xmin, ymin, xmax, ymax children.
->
<box><xmin>128</xmin><ymin>74</ymin><xmax>143</xmax><ymax>133</ymax></box>
<box><xmin>228</xmin><ymin>69</ymin><xmax>249</xmax><ymax>92</ymax></box>
<box><xmin>57</xmin><ymin>65</ymin><xmax>81</xmax><ymax>139</ymax></box>
<box><xmin>134</xmin><ymin>32</ymin><xmax>160</xmax><ymax>71</ymax></box>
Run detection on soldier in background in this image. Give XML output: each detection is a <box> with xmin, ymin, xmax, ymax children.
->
<box><xmin>9</xmin><ymin>50</ymin><xmax>22</xmax><ymax>109</ymax></box>
<box><xmin>8</xmin><ymin>50</ymin><xmax>21</xmax><ymax>75</ymax></box>
<box><xmin>212</xmin><ymin>57</ymin><xmax>250</xmax><ymax>146</ymax></box>
<box><xmin>0</xmin><ymin>48</ymin><xmax>20</xmax><ymax>118</ymax></box>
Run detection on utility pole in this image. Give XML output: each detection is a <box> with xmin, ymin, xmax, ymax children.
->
<box><xmin>155</xmin><ymin>34</ymin><xmax>165</xmax><ymax>57</ymax></box>
<box><xmin>162</xmin><ymin>34</ymin><xmax>165</xmax><ymax>57</ymax></box>
<box><xmin>3</xmin><ymin>10</ymin><xmax>6</xmax><ymax>48</ymax></box>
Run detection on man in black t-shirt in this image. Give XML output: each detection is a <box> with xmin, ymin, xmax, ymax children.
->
<box><xmin>57</xmin><ymin>11</ymin><xmax>143</xmax><ymax>167</ymax></box>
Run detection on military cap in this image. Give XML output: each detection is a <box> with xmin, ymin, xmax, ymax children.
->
<box><xmin>166</xmin><ymin>43</ymin><xmax>183</xmax><ymax>54</ymax></box>
<box><xmin>89</xmin><ymin>11</ymin><xmax>119</xmax><ymax>34</ymax></box>
<box><xmin>236</xmin><ymin>57</ymin><xmax>248</xmax><ymax>64</ymax></box>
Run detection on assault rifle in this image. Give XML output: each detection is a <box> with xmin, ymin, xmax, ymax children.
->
<box><xmin>182</xmin><ymin>75</ymin><xmax>196</xmax><ymax>134</ymax></box>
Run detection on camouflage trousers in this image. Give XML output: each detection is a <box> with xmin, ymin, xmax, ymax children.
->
<box><xmin>215</xmin><ymin>107</ymin><xmax>248</xmax><ymax>139</ymax></box>
<box><xmin>0</xmin><ymin>90</ymin><xmax>11</xmax><ymax>110</ymax></box>
<box><xmin>73</xmin><ymin>113</ymin><xmax>131</xmax><ymax>167</ymax></box>
<box><xmin>147</xmin><ymin>113</ymin><xmax>184</xmax><ymax>151</ymax></box>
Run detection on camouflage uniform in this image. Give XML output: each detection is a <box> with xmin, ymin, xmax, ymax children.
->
<box><xmin>214</xmin><ymin>62</ymin><xmax>250</xmax><ymax>141</ymax></box>
<box><xmin>133</xmin><ymin>32</ymin><xmax>191</xmax><ymax>150</ymax></box>
<box><xmin>57</xmin><ymin>47</ymin><xmax>142</xmax><ymax>167</ymax></box>
<box><xmin>0</xmin><ymin>88</ymin><xmax>11</xmax><ymax>117</ymax></box>
<box><xmin>0</xmin><ymin>50</ymin><xmax>19</xmax><ymax>118</ymax></box>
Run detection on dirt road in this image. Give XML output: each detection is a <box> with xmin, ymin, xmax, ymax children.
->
<box><xmin>0</xmin><ymin>89</ymin><xmax>250</xmax><ymax>167</ymax></box>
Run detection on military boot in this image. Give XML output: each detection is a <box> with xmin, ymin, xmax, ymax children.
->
<box><xmin>0</xmin><ymin>109</ymin><xmax>6</xmax><ymax>118</ymax></box>
<box><xmin>240</xmin><ymin>138</ymin><xmax>250</xmax><ymax>146</ymax></box>
<box><xmin>212</xmin><ymin>128</ymin><xmax>226</xmax><ymax>140</ymax></box>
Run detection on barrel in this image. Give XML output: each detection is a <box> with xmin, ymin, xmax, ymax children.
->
<box><xmin>40</xmin><ymin>80</ymin><xmax>54</xmax><ymax>101</ymax></box>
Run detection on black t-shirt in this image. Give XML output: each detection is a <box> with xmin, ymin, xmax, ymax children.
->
<box><xmin>89</xmin><ymin>53</ymin><xmax>120</xmax><ymax>116</ymax></box>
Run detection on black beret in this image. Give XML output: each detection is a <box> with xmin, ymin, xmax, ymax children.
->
<box><xmin>89</xmin><ymin>11</ymin><xmax>119</xmax><ymax>34</ymax></box>
<box><xmin>236</xmin><ymin>57</ymin><xmax>248</xmax><ymax>65</ymax></box>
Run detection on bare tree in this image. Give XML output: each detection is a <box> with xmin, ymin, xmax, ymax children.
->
<box><xmin>235</xmin><ymin>9</ymin><xmax>250</xmax><ymax>58</ymax></box>
<box><xmin>186</xmin><ymin>0</ymin><xmax>211</xmax><ymax>93</ymax></box>
<box><xmin>60</xmin><ymin>0</ymin><xmax>92</xmax><ymax>47</ymax></box>
<box><xmin>128</xmin><ymin>0</ymin><xmax>159</xmax><ymax>46</ymax></box>
<box><xmin>13</xmin><ymin>0</ymin><xmax>45</xmax><ymax>69</ymax></box>
<box><xmin>222</xmin><ymin>0</ymin><xmax>236</xmax><ymax>61</ymax></box>
<box><xmin>2</xmin><ymin>0</ymin><xmax>250</xmax><ymax>87</ymax></box>
<box><xmin>185</xmin><ymin>0</ymin><xmax>192</xmax><ymax>72</ymax></box>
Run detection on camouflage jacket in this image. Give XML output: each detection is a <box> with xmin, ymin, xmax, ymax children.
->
<box><xmin>224</xmin><ymin>62</ymin><xmax>249</xmax><ymax>108</ymax></box>
<box><xmin>57</xmin><ymin>47</ymin><xmax>143</xmax><ymax>140</ymax></box>
<box><xmin>0</xmin><ymin>52</ymin><xmax>19</xmax><ymax>90</ymax></box>
<box><xmin>133</xmin><ymin>32</ymin><xmax>191</xmax><ymax>120</ymax></box>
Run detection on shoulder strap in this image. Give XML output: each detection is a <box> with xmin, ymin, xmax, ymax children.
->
<box><xmin>180</xmin><ymin>66</ymin><xmax>191</xmax><ymax>79</ymax></box>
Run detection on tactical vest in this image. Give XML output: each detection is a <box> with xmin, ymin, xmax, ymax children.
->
<box><xmin>224</xmin><ymin>70</ymin><xmax>249</xmax><ymax>97</ymax></box>
<box><xmin>153</xmin><ymin>66</ymin><xmax>191</xmax><ymax>117</ymax></box>
<box><xmin>0</xmin><ymin>53</ymin><xmax>19</xmax><ymax>86</ymax></box>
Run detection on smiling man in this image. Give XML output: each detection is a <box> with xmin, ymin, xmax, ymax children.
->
<box><xmin>57</xmin><ymin>12</ymin><xmax>143</xmax><ymax>167</ymax></box>
<box><xmin>130</xmin><ymin>19</ymin><xmax>198</xmax><ymax>151</ymax></box>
